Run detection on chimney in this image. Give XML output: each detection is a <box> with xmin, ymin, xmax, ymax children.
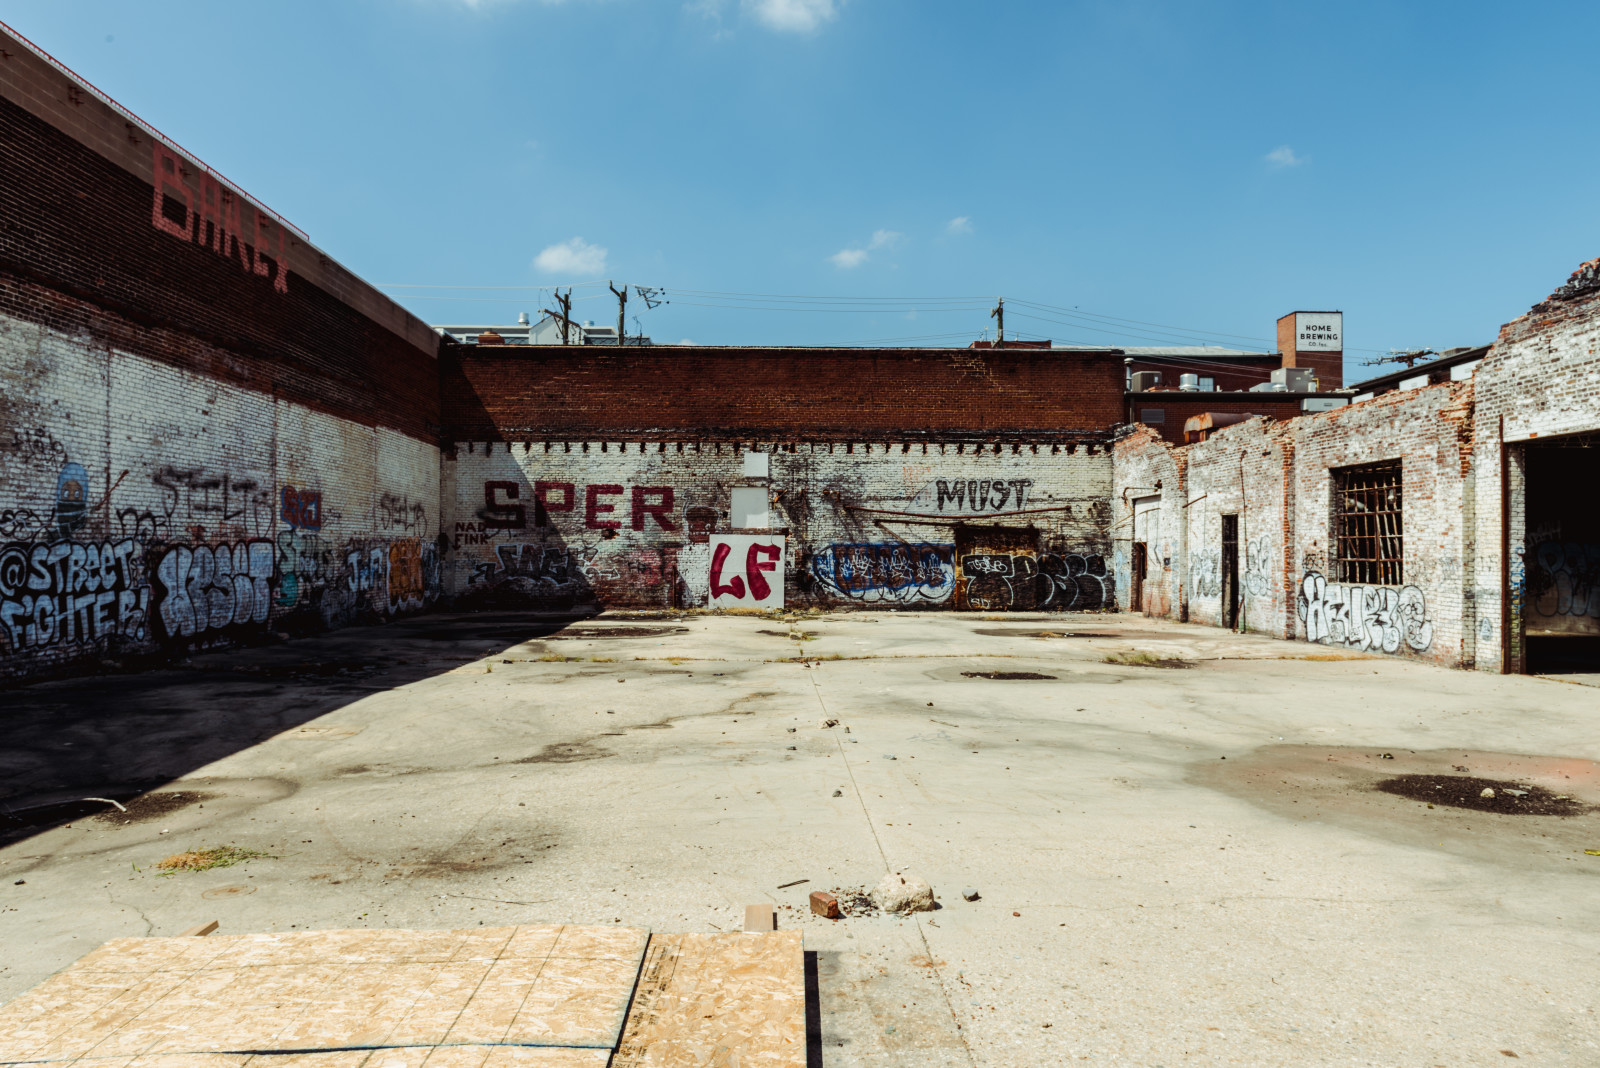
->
<box><xmin>1276</xmin><ymin>311</ymin><xmax>1343</xmax><ymax>389</ymax></box>
<box><xmin>477</xmin><ymin>330</ymin><xmax>505</xmax><ymax>346</ymax></box>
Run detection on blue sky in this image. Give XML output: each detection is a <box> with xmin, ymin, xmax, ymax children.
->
<box><xmin>7</xmin><ymin>1</ymin><xmax>1600</xmax><ymax>375</ymax></box>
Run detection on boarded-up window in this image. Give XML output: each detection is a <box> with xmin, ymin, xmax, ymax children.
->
<box><xmin>1140</xmin><ymin>408</ymin><xmax>1166</xmax><ymax>424</ymax></box>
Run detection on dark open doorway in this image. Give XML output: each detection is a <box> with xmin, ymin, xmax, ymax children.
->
<box><xmin>1523</xmin><ymin>431</ymin><xmax>1600</xmax><ymax>674</ymax></box>
<box><xmin>1221</xmin><ymin>514</ymin><xmax>1240</xmax><ymax>630</ymax></box>
<box><xmin>1131</xmin><ymin>542</ymin><xmax>1147</xmax><ymax>614</ymax></box>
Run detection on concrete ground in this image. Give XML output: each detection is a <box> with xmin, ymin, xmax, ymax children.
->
<box><xmin>2</xmin><ymin>611</ymin><xmax>1598</xmax><ymax>1067</ymax></box>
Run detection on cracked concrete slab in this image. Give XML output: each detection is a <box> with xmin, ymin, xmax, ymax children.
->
<box><xmin>2</xmin><ymin>611</ymin><xmax>1598</xmax><ymax>1066</ymax></box>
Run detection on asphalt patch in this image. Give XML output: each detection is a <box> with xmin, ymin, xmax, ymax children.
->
<box><xmin>1376</xmin><ymin>774</ymin><xmax>1586</xmax><ymax>816</ymax></box>
<box><xmin>961</xmin><ymin>671</ymin><xmax>1058</xmax><ymax>680</ymax></box>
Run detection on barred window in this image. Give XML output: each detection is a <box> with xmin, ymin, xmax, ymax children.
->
<box><xmin>1332</xmin><ymin>460</ymin><xmax>1402</xmax><ymax>585</ymax></box>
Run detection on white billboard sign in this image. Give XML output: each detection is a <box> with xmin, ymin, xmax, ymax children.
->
<box><xmin>1295</xmin><ymin>312</ymin><xmax>1343</xmax><ymax>352</ymax></box>
<box><xmin>708</xmin><ymin>533</ymin><xmax>785</xmax><ymax>610</ymax></box>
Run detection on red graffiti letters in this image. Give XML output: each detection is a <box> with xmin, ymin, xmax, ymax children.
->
<box><xmin>482</xmin><ymin>481</ymin><xmax>525</xmax><ymax>529</ymax></box>
<box><xmin>280</xmin><ymin>485</ymin><xmax>321</xmax><ymax>530</ymax></box>
<box><xmin>709</xmin><ymin>541</ymin><xmax>744</xmax><ymax>598</ymax></box>
<box><xmin>535</xmin><ymin>481</ymin><xmax>575</xmax><ymax>525</ymax></box>
<box><xmin>150</xmin><ymin>143</ymin><xmax>289</xmax><ymax>294</ymax></box>
<box><xmin>746</xmin><ymin>542</ymin><xmax>780</xmax><ymax>600</ymax></box>
<box><xmin>631</xmin><ymin>487</ymin><xmax>678</xmax><ymax>531</ymax></box>
<box><xmin>585</xmin><ymin>484</ymin><xmax>623</xmax><ymax>530</ymax></box>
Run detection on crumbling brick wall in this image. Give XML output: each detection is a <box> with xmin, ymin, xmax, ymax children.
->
<box><xmin>1115</xmin><ymin>384</ymin><xmax>1474</xmax><ymax>665</ymax></box>
<box><xmin>0</xmin><ymin>30</ymin><xmax>442</xmax><ymax>681</ymax></box>
<box><xmin>443</xmin><ymin>439</ymin><xmax>1113</xmax><ymax>611</ymax></box>
<box><xmin>1107</xmin><ymin>427</ymin><xmax>1184</xmax><ymax>616</ymax></box>
<box><xmin>1470</xmin><ymin>263</ymin><xmax>1600</xmax><ymax>673</ymax></box>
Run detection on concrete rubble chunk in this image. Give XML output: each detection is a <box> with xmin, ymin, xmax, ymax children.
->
<box><xmin>870</xmin><ymin>872</ymin><xmax>935</xmax><ymax>914</ymax></box>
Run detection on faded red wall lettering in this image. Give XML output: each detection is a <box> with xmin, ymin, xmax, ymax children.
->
<box><xmin>585</xmin><ymin>484</ymin><xmax>623</xmax><ymax>530</ymax></box>
<box><xmin>631</xmin><ymin>486</ymin><xmax>678</xmax><ymax>531</ymax></box>
<box><xmin>483</xmin><ymin>481</ymin><xmax>525</xmax><ymax>529</ymax></box>
<box><xmin>535</xmin><ymin>481</ymin><xmax>576</xmax><ymax>526</ymax></box>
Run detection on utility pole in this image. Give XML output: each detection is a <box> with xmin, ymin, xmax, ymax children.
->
<box><xmin>542</xmin><ymin>289</ymin><xmax>575</xmax><ymax>344</ymax></box>
<box><xmin>609</xmin><ymin>281</ymin><xmax>628</xmax><ymax>347</ymax></box>
<box><xmin>990</xmin><ymin>298</ymin><xmax>1004</xmax><ymax>346</ymax></box>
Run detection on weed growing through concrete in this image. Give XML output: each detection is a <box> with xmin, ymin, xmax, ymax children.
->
<box><xmin>536</xmin><ymin>655</ymin><xmax>582</xmax><ymax>662</ymax></box>
<box><xmin>1103</xmin><ymin>651</ymin><xmax>1190</xmax><ymax>668</ymax></box>
<box><xmin>155</xmin><ymin>846</ymin><xmax>274</xmax><ymax>874</ymax></box>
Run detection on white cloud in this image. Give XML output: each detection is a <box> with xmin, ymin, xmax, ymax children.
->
<box><xmin>534</xmin><ymin>236</ymin><xmax>607</xmax><ymax>276</ymax></box>
<box><xmin>946</xmin><ymin>216</ymin><xmax>972</xmax><ymax>235</ymax></box>
<box><xmin>830</xmin><ymin>227</ymin><xmax>901</xmax><ymax>268</ymax></box>
<box><xmin>1265</xmin><ymin>145</ymin><xmax>1304</xmax><ymax>168</ymax></box>
<box><xmin>743</xmin><ymin>0</ymin><xmax>836</xmax><ymax>32</ymax></box>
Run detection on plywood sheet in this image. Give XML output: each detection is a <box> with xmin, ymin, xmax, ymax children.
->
<box><xmin>0</xmin><ymin>926</ymin><xmax>645</xmax><ymax>1066</ymax></box>
<box><xmin>612</xmin><ymin>933</ymin><xmax>804</xmax><ymax>1068</ymax></box>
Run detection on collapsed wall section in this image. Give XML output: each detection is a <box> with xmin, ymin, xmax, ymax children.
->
<box><xmin>0</xmin><ymin>27</ymin><xmax>442</xmax><ymax>680</ymax></box>
<box><xmin>443</xmin><ymin>440</ymin><xmax>1113</xmax><ymax>611</ymax></box>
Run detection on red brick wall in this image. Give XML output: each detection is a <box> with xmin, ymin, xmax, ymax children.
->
<box><xmin>442</xmin><ymin>344</ymin><xmax>1125</xmax><ymax>442</ymax></box>
<box><xmin>1126</xmin><ymin>393</ymin><xmax>1313</xmax><ymax>443</ymax></box>
<box><xmin>0</xmin><ymin>37</ymin><xmax>438</xmax><ymax>442</ymax></box>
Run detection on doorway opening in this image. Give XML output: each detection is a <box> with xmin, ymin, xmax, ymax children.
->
<box><xmin>1221</xmin><ymin>514</ymin><xmax>1240</xmax><ymax>630</ymax></box>
<box><xmin>1523</xmin><ymin>431</ymin><xmax>1600</xmax><ymax>675</ymax></box>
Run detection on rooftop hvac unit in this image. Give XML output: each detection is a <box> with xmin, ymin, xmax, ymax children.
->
<box><xmin>1271</xmin><ymin>367</ymin><xmax>1316</xmax><ymax>392</ymax></box>
<box><xmin>1130</xmin><ymin>371</ymin><xmax>1162</xmax><ymax>392</ymax></box>
<box><xmin>1178</xmin><ymin>373</ymin><xmax>1199</xmax><ymax>391</ymax></box>
<box><xmin>1249</xmin><ymin>382</ymin><xmax>1286</xmax><ymax>393</ymax></box>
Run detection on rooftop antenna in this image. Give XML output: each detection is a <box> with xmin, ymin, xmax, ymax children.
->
<box><xmin>990</xmin><ymin>298</ymin><xmax>1004</xmax><ymax>346</ymax></box>
<box><xmin>1364</xmin><ymin>347</ymin><xmax>1435</xmax><ymax>368</ymax></box>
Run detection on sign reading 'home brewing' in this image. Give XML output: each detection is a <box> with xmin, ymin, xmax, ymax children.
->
<box><xmin>1295</xmin><ymin>312</ymin><xmax>1343</xmax><ymax>352</ymax></box>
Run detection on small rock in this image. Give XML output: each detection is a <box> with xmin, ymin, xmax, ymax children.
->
<box><xmin>1381</xmin><ymin>753</ymin><xmax>1394</xmax><ymax>760</ymax></box>
<box><xmin>884</xmin><ymin>754</ymin><xmax>897</xmax><ymax>760</ymax></box>
<box><xmin>786</xmin><ymin>746</ymin><xmax>797</xmax><ymax>751</ymax></box>
<box><xmin>1481</xmin><ymin>787</ymin><xmax>1496</xmax><ymax>799</ymax></box>
<box><xmin>832</xmin><ymin>789</ymin><xmax>843</xmax><ymax>797</ymax></box>
<box><xmin>821</xmin><ymin>718</ymin><xmax>838</xmax><ymax>728</ymax></box>
<box><xmin>1505</xmin><ymin>788</ymin><xmax>1527</xmax><ymax>797</ymax></box>
<box><xmin>962</xmin><ymin>888</ymin><xmax>980</xmax><ymax>901</ymax></box>
<box><xmin>787</xmin><ymin>728</ymin><xmax>797</xmax><ymax>733</ymax></box>
<box><xmin>869</xmin><ymin>872</ymin><xmax>936</xmax><ymax>914</ymax></box>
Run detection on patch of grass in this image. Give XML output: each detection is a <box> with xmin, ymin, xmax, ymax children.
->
<box><xmin>1102</xmin><ymin>651</ymin><xmax>1190</xmax><ymax>669</ymax></box>
<box><xmin>155</xmin><ymin>846</ymin><xmax>274</xmax><ymax>875</ymax></box>
<box><xmin>789</xmin><ymin>631</ymin><xmax>818</xmax><ymax>642</ymax></box>
<box><xmin>589</xmin><ymin>656</ymin><xmax>617</xmax><ymax>663</ymax></box>
<box><xmin>536</xmin><ymin>655</ymin><xmax>582</xmax><ymax>662</ymax></box>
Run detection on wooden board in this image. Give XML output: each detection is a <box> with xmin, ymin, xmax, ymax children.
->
<box><xmin>0</xmin><ymin>926</ymin><xmax>646</xmax><ymax>1066</ymax></box>
<box><xmin>611</xmin><ymin>933</ymin><xmax>804</xmax><ymax>1068</ymax></box>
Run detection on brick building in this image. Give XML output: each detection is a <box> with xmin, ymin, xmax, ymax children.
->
<box><xmin>1113</xmin><ymin>264</ymin><xmax>1600</xmax><ymax>674</ymax></box>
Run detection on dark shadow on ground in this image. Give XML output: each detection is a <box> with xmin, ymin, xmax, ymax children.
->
<box><xmin>0</xmin><ymin>609</ymin><xmax>642</xmax><ymax>846</ymax></box>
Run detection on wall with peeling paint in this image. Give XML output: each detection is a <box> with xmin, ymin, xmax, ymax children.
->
<box><xmin>442</xmin><ymin>440</ymin><xmax>1113</xmax><ymax>611</ymax></box>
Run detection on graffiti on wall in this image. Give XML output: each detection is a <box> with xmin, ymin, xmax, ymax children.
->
<box><xmin>1297</xmin><ymin>571</ymin><xmax>1433</xmax><ymax>654</ymax></box>
<box><xmin>1244</xmin><ymin>536</ymin><xmax>1271</xmax><ymax>597</ymax></box>
<box><xmin>1529</xmin><ymin>542</ymin><xmax>1600</xmax><ymax>629</ymax></box>
<box><xmin>709</xmin><ymin>534</ymin><xmax>784</xmax><ymax>609</ymax></box>
<box><xmin>153</xmin><ymin>466</ymin><xmax>274</xmax><ymax>538</ymax></box>
<box><xmin>154</xmin><ymin>541</ymin><xmax>274</xmax><ymax>638</ymax></box>
<box><xmin>959</xmin><ymin>551</ymin><xmax>1110</xmax><ymax>611</ymax></box>
<box><xmin>0</xmin><ymin>539</ymin><xmax>151</xmax><ymax>652</ymax></box>
<box><xmin>811</xmin><ymin>542</ymin><xmax>956</xmax><ymax>604</ymax></box>
<box><xmin>1190</xmin><ymin>550</ymin><xmax>1220</xmax><ymax>599</ymax></box>
<box><xmin>379</xmin><ymin>493</ymin><xmax>427</xmax><ymax>533</ymax></box>
<box><xmin>909</xmin><ymin>478</ymin><xmax>1035</xmax><ymax>515</ymax></box>
<box><xmin>479</xmin><ymin>480</ymin><xmax>678</xmax><ymax>532</ymax></box>
<box><xmin>281</xmin><ymin>485</ymin><xmax>322</xmax><ymax>530</ymax></box>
